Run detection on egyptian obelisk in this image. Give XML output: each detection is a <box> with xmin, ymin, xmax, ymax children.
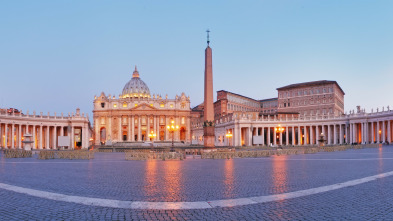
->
<box><xmin>203</xmin><ymin>30</ymin><xmax>215</xmax><ymax>148</ymax></box>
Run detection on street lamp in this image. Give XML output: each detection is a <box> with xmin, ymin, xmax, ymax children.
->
<box><xmin>167</xmin><ymin>120</ymin><xmax>179</xmax><ymax>152</ymax></box>
<box><xmin>274</xmin><ymin>124</ymin><xmax>285</xmax><ymax>145</ymax></box>
<box><xmin>225</xmin><ymin>130</ymin><xmax>233</xmax><ymax>146</ymax></box>
<box><xmin>148</xmin><ymin>130</ymin><xmax>156</xmax><ymax>141</ymax></box>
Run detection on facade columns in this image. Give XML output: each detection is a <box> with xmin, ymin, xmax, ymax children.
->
<box><xmin>310</xmin><ymin>125</ymin><xmax>314</xmax><ymax>145</ymax></box>
<box><xmin>128</xmin><ymin>116</ymin><xmax>132</xmax><ymax>141</ymax></box>
<box><xmin>138</xmin><ymin>116</ymin><xmax>142</xmax><ymax>141</ymax></box>
<box><xmin>131</xmin><ymin>116</ymin><xmax>135</xmax><ymax>141</ymax></box>
<box><xmin>298</xmin><ymin>126</ymin><xmax>302</xmax><ymax>145</ymax></box>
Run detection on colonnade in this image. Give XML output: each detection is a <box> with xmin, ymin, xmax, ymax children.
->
<box><xmin>192</xmin><ymin>109</ymin><xmax>393</xmax><ymax>147</ymax></box>
<box><xmin>0</xmin><ymin>109</ymin><xmax>90</xmax><ymax>149</ymax></box>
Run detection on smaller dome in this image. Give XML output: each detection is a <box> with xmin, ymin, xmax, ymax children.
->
<box><xmin>121</xmin><ymin>66</ymin><xmax>151</xmax><ymax>99</ymax></box>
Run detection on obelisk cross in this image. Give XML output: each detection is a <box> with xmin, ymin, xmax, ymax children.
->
<box><xmin>206</xmin><ymin>29</ymin><xmax>210</xmax><ymax>46</ymax></box>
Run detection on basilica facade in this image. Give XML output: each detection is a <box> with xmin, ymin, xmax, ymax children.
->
<box><xmin>93</xmin><ymin>67</ymin><xmax>192</xmax><ymax>145</ymax></box>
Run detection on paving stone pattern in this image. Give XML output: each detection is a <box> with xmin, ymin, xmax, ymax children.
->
<box><xmin>1</xmin><ymin>146</ymin><xmax>393</xmax><ymax>220</ymax></box>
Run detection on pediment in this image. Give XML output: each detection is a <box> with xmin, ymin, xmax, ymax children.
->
<box><xmin>131</xmin><ymin>103</ymin><xmax>158</xmax><ymax>110</ymax></box>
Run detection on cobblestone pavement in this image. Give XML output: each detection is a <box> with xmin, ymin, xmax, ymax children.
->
<box><xmin>1</xmin><ymin>146</ymin><xmax>393</xmax><ymax>220</ymax></box>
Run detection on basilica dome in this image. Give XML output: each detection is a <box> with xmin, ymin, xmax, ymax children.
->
<box><xmin>121</xmin><ymin>66</ymin><xmax>151</xmax><ymax>98</ymax></box>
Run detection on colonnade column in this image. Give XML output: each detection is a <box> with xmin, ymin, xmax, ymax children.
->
<box><xmin>261</xmin><ymin>127</ymin><xmax>265</xmax><ymax>146</ymax></box>
<box><xmin>339</xmin><ymin>125</ymin><xmax>343</xmax><ymax>144</ymax></box>
<box><xmin>316</xmin><ymin>126</ymin><xmax>320</xmax><ymax>143</ymax></box>
<box><xmin>310</xmin><ymin>125</ymin><xmax>314</xmax><ymax>145</ymax></box>
<box><xmin>388</xmin><ymin>120</ymin><xmax>391</xmax><ymax>143</ymax></box>
<box><xmin>71</xmin><ymin>126</ymin><xmax>75</xmax><ymax>149</ymax></box>
<box><xmin>382</xmin><ymin>121</ymin><xmax>386</xmax><ymax>143</ymax></box>
<box><xmin>267</xmin><ymin>127</ymin><xmax>271</xmax><ymax>146</ymax></box>
<box><xmin>292</xmin><ymin>126</ymin><xmax>295</xmax><ymax>145</ymax></box>
<box><xmin>11</xmin><ymin>124</ymin><xmax>14</xmax><ymax>148</ymax></box>
<box><xmin>18</xmin><ymin>124</ymin><xmax>22</xmax><ymax>148</ymax></box>
<box><xmin>53</xmin><ymin>126</ymin><xmax>57</xmax><ymax>149</ymax></box>
<box><xmin>371</xmin><ymin>122</ymin><xmax>374</xmax><ymax>143</ymax></box>
<box><xmin>333</xmin><ymin>124</ymin><xmax>337</xmax><ymax>145</ymax></box>
<box><xmin>46</xmin><ymin>126</ymin><xmax>50</xmax><ymax>149</ymax></box>
<box><xmin>304</xmin><ymin>126</ymin><xmax>308</xmax><ymax>145</ymax></box>
<box><xmin>3</xmin><ymin>124</ymin><xmax>7</xmax><ymax>148</ymax></box>
<box><xmin>298</xmin><ymin>126</ymin><xmax>302</xmax><ymax>145</ymax></box>
<box><xmin>249</xmin><ymin>127</ymin><xmax>253</xmax><ymax>146</ymax></box>
<box><xmin>39</xmin><ymin>125</ymin><xmax>43</xmax><ymax>149</ymax></box>
<box><xmin>286</xmin><ymin>126</ymin><xmax>289</xmax><ymax>145</ymax></box>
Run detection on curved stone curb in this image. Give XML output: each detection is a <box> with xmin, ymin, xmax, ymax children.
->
<box><xmin>1</xmin><ymin>171</ymin><xmax>393</xmax><ymax>210</ymax></box>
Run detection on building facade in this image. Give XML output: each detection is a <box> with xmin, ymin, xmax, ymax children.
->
<box><xmin>93</xmin><ymin>67</ymin><xmax>192</xmax><ymax>145</ymax></box>
<box><xmin>277</xmin><ymin>80</ymin><xmax>345</xmax><ymax>116</ymax></box>
<box><xmin>0</xmin><ymin>108</ymin><xmax>90</xmax><ymax>149</ymax></box>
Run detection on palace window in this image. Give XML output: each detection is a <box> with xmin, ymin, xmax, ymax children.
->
<box><xmin>101</xmin><ymin>103</ymin><xmax>105</xmax><ymax>108</ymax></box>
<box><xmin>123</xmin><ymin>102</ymin><xmax>127</xmax><ymax>108</ymax></box>
<box><xmin>135</xmin><ymin>104</ymin><xmax>138</xmax><ymax>107</ymax></box>
<box><xmin>113</xmin><ymin>104</ymin><xmax>117</xmax><ymax>108</ymax></box>
<box><xmin>160</xmin><ymin>103</ymin><xmax>165</xmax><ymax>108</ymax></box>
<box><xmin>181</xmin><ymin>117</ymin><xmax>185</xmax><ymax>124</ymax></box>
<box><xmin>150</xmin><ymin>104</ymin><xmax>153</xmax><ymax>107</ymax></box>
<box><xmin>170</xmin><ymin>104</ymin><xmax>174</xmax><ymax>108</ymax></box>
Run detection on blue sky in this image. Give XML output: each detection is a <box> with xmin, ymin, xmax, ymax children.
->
<box><xmin>1</xmin><ymin>1</ymin><xmax>392</xmax><ymax>120</ymax></box>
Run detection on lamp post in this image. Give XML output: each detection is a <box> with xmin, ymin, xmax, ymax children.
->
<box><xmin>225</xmin><ymin>130</ymin><xmax>233</xmax><ymax>146</ymax></box>
<box><xmin>167</xmin><ymin>120</ymin><xmax>179</xmax><ymax>152</ymax></box>
<box><xmin>148</xmin><ymin>130</ymin><xmax>156</xmax><ymax>141</ymax></box>
<box><xmin>274</xmin><ymin>124</ymin><xmax>285</xmax><ymax>146</ymax></box>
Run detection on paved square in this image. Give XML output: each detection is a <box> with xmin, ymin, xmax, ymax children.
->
<box><xmin>1</xmin><ymin>146</ymin><xmax>393</xmax><ymax>220</ymax></box>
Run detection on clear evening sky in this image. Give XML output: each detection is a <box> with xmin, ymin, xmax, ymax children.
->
<box><xmin>1</xmin><ymin>1</ymin><xmax>392</xmax><ymax>120</ymax></box>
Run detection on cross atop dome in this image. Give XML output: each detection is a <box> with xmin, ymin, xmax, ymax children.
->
<box><xmin>132</xmin><ymin>65</ymin><xmax>139</xmax><ymax>78</ymax></box>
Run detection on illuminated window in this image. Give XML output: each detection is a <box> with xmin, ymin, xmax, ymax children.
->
<box><xmin>150</xmin><ymin>104</ymin><xmax>153</xmax><ymax>107</ymax></box>
<box><xmin>170</xmin><ymin>104</ymin><xmax>174</xmax><ymax>108</ymax></box>
<box><xmin>135</xmin><ymin>104</ymin><xmax>138</xmax><ymax>107</ymax></box>
<box><xmin>160</xmin><ymin>103</ymin><xmax>165</xmax><ymax>108</ymax></box>
<box><xmin>113</xmin><ymin>104</ymin><xmax>117</xmax><ymax>108</ymax></box>
<box><xmin>123</xmin><ymin>103</ymin><xmax>127</xmax><ymax>108</ymax></box>
<box><xmin>181</xmin><ymin>117</ymin><xmax>185</xmax><ymax>124</ymax></box>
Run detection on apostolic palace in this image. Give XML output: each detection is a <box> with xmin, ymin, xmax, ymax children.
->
<box><xmin>1</xmin><ymin>41</ymin><xmax>393</xmax><ymax>150</ymax></box>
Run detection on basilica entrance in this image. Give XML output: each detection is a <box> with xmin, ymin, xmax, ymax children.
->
<box><xmin>123</xmin><ymin>131</ymin><xmax>127</xmax><ymax>141</ymax></box>
<box><xmin>180</xmin><ymin>127</ymin><xmax>186</xmax><ymax>141</ymax></box>
<box><xmin>100</xmin><ymin>127</ymin><xmax>106</xmax><ymax>145</ymax></box>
